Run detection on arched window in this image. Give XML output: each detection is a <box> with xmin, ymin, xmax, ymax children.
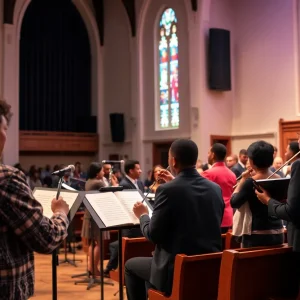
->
<box><xmin>158</xmin><ymin>8</ymin><xmax>179</xmax><ymax>129</ymax></box>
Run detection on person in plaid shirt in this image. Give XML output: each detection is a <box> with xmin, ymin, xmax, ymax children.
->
<box><xmin>0</xmin><ymin>100</ymin><xmax>70</xmax><ymax>299</ymax></box>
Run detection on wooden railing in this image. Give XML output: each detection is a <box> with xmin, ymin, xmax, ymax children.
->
<box><xmin>19</xmin><ymin>131</ymin><xmax>98</xmax><ymax>153</ymax></box>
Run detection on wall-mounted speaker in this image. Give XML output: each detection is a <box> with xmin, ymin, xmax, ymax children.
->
<box><xmin>109</xmin><ymin>113</ymin><xmax>125</xmax><ymax>143</ymax></box>
<box><xmin>208</xmin><ymin>28</ymin><xmax>231</xmax><ymax>91</ymax></box>
<box><xmin>76</xmin><ymin>116</ymin><xmax>97</xmax><ymax>133</ymax></box>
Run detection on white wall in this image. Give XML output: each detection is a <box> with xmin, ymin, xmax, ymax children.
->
<box><xmin>0</xmin><ymin>0</ymin><xmax>3</xmax><ymax>96</ymax></box>
<box><xmin>101</xmin><ymin>0</ymin><xmax>133</xmax><ymax>160</ymax></box>
<box><xmin>231</xmin><ymin>0</ymin><xmax>298</xmax><ymax>155</ymax></box>
<box><xmin>192</xmin><ymin>0</ymin><xmax>236</xmax><ymax>160</ymax></box>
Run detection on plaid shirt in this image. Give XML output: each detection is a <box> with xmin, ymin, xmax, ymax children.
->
<box><xmin>0</xmin><ymin>165</ymin><xmax>69</xmax><ymax>300</ymax></box>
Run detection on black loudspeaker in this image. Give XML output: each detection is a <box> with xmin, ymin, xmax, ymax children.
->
<box><xmin>109</xmin><ymin>113</ymin><xmax>125</xmax><ymax>143</ymax></box>
<box><xmin>76</xmin><ymin>116</ymin><xmax>97</xmax><ymax>133</ymax></box>
<box><xmin>208</xmin><ymin>28</ymin><xmax>231</xmax><ymax>91</ymax></box>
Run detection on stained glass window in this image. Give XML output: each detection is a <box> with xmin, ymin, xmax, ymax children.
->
<box><xmin>158</xmin><ymin>8</ymin><xmax>179</xmax><ymax>129</ymax></box>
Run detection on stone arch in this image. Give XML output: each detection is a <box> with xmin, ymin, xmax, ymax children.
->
<box><xmin>2</xmin><ymin>0</ymin><xmax>103</xmax><ymax>164</ymax></box>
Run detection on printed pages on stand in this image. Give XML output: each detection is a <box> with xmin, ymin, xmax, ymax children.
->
<box><xmin>85</xmin><ymin>190</ymin><xmax>153</xmax><ymax>228</ymax></box>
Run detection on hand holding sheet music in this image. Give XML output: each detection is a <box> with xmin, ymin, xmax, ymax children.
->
<box><xmin>33</xmin><ymin>188</ymin><xmax>79</xmax><ymax>219</ymax></box>
<box><xmin>254</xmin><ymin>178</ymin><xmax>290</xmax><ymax>205</ymax></box>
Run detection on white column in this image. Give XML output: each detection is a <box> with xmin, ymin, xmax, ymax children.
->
<box><xmin>2</xmin><ymin>24</ymin><xmax>19</xmax><ymax>165</ymax></box>
<box><xmin>130</xmin><ymin>36</ymin><xmax>144</xmax><ymax>162</ymax></box>
<box><xmin>0</xmin><ymin>0</ymin><xmax>4</xmax><ymax>95</ymax></box>
<box><xmin>188</xmin><ymin>0</ymin><xmax>212</xmax><ymax>159</ymax></box>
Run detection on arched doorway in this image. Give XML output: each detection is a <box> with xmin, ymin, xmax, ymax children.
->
<box><xmin>2</xmin><ymin>0</ymin><xmax>103</xmax><ymax>165</ymax></box>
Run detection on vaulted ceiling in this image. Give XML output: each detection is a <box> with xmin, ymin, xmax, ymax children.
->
<box><xmin>3</xmin><ymin>0</ymin><xmax>198</xmax><ymax>45</ymax></box>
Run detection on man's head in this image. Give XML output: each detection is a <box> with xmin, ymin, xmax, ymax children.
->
<box><xmin>208</xmin><ymin>143</ymin><xmax>227</xmax><ymax>165</ymax></box>
<box><xmin>169</xmin><ymin>139</ymin><xmax>198</xmax><ymax>175</ymax></box>
<box><xmin>226</xmin><ymin>154</ymin><xmax>238</xmax><ymax>168</ymax></box>
<box><xmin>0</xmin><ymin>100</ymin><xmax>12</xmax><ymax>156</ymax></box>
<box><xmin>102</xmin><ymin>163</ymin><xmax>112</xmax><ymax>179</ymax></box>
<box><xmin>239</xmin><ymin>149</ymin><xmax>248</xmax><ymax>165</ymax></box>
<box><xmin>285</xmin><ymin>141</ymin><xmax>300</xmax><ymax>162</ymax></box>
<box><xmin>273</xmin><ymin>156</ymin><xmax>283</xmax><ymax>169</ymax></box>
<box><xmin>124</xmin><ymin>160</ymin><xmax>142</xmax><ymax>180</ymax></box>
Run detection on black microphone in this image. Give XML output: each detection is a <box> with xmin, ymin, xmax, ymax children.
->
<box><xmin>52</xmin><ymin>165</ymin><xmax>75</xmax><ymax>176</ymax></box>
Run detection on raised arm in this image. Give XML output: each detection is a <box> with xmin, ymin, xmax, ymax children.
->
<box><xmin>0</xmin><ymin>169</ymin><xmax>69</xmax><ymax>254</ymax></box>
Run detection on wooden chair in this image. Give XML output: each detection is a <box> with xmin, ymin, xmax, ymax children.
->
<box><xmin>109</xmin><ymin>237</ymin><xmax>155</xmax><ymax>284</ymax></box>
<box><xmin>218</xmin><ymin>244</ymin><xmax>299</xmax><ymax>300</ymax></box>
<box><xmin>148</xmin><ymin>252</ymin><xmax>223</xmax><ymax>300</ymax></box>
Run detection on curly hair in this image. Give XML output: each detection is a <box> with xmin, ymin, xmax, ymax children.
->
<box><xmin>0</xmin><ymin>100</ymin><xmax>12</xmax><ymax>124</ymax></box>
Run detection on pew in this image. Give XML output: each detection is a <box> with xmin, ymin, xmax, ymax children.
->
<box><xmin>218</xmin><ymin>245</ymin><xmax>298</xmax><ymax>300</ymax></box>
<box><xmin>109</xmin><ymin>237</ymin><xmax>155</xmax><ymax>284</ymax></box>
<box><xmin>148</xmin><ymin>252</ymin><xmax>223</xmax><ymax>300</ymax></box>
<box><xmin>225</xmin><ymin>231</ymin><xmax>241</xmax><ymax>250</ymax></box>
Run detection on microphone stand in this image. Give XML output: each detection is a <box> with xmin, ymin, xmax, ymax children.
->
<box><xmin>52</xmin><ymin>175</ymin><xmax>63</xmax><ymax>300</ymax></box>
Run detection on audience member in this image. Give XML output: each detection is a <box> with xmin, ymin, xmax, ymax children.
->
<box><xmin>256</xmin><ymin>134</ymin><xmax>300</xmax><ymax>295</ymax></box>
<box><xmin>270</xmin><ymin>156</ymin><xmax>285</xmax><ymax>178</ymax></box>
<box><xmin>202</xmin><ymin>143</ymin><xmax>236</xmax><ymax>233</ymax></box>
<box><xmin>226</xmin><ymin>154</ymin><xmax>238</xmax><ymax>169</ymax></box>
<box><xmin>0</xmin><ymin>99</ymin><xmax>69</xmax><ymax>299</ymax></box>
<box><xmin>28</xmin><ymin>165</ymin><xmax>42</xmax><ymax>190</ymax></box>
<box><xmin>231</xmin><ymin>149</ymin><xmax>248</xmax><ymax>178</ymax></box>
<box><xmin>283</xmin><ymin>141</ymin><xmax>300</xmax><ymax>177</ymax></box>
<box><xmin>124</xmin><ymin>139</ymin><xmax>224</xmax><ymax>300</ymax></box>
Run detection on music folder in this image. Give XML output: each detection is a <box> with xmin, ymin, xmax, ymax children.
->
<box><xmin>33</xmin><ymin>187</ymin><xmax>85</xmax><ymax>222</ymax></box>
<box><xmin>83</xmin><ymin>190</ymin><xmax>153</xmax><ymax>229</ymax></box>
<box><xmin>255</xmin><ymin>178</ymin><xmax>290</xmax><ymax>202</ymax></box>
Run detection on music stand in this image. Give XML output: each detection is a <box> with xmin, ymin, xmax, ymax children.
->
<box><xmin>33</xmin><ymin>186</ymin><xmax>85</xmax><ymax>300</ymax></box>
<box><xmin>83</xmin><ymin>188</ymin><xmax>148</xmax><ymax>300</ymax></box>
<box><xmin>74</xmin><ymin>190</ymin><xmax>114</xmax><ymax>290</ymax></box>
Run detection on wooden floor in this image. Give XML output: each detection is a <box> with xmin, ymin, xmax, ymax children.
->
<box><xmin>33</xmin><ymin>251</ymin><xmax>126</xmax><ymax>300</ymax></box>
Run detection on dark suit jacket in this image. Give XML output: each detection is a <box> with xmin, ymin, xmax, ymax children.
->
<box><xmin>231</xmin><ymin>163</ymin><xmax>245</xmax><ymax>178</ymax></box>
<box><xmin>119</xmin><ymin>176</ymin><xmax>144</xmax><ymax>238</ymax></box>
<box><xmin>268</xmin><ymin>159</ymin><xmax>300</xmax><ymax>252</ymax></box>
<box><xmin>119</xmin><ymin>176</ymin><xmax>144</xmax><ymax>193</ymax></box>
<box><xmin>140</xmin><ymin>168</ymin><xmax>224</xmax><ymax>294</ymax></box>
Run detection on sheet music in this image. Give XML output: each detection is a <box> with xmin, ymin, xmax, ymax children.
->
<box><xmin>33</xmin><ymin>189</ymin><xmax>79</xmax><ymax>219</ymax></box>
<box><xmin>115</xmin><ymin>191</ymin><xmax>153</xmax><ymax>222</ymax></box>
<box><xmin>85</xmin><ymin>193</ymin><xmax>133</xmax><ymax>227</ymax></box>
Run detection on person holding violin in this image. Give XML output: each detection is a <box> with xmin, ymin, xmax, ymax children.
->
<box><xmin>231</xmin><ymin>140</ymin><xmax>284</xmax><ymax>248</ymax></box>
<box><xmin>256</xmin><ymin>134</ymin><xmax>300</xmax><ymax>298</ymax></box>
<box><xmin>148</xmin><ymin>165</ymin><xmax>164</xmax><ymax>193</ymax></box>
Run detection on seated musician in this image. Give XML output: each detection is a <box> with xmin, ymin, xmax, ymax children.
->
<box><xmin>124</xmin><ymin>139</ymin><xmax>224</xmax><ymax>300</ymax></box>
<box><xmin>231</xmin><ymin>141</ymin><xmax>284</xmax><ymax>247</ymax></box>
